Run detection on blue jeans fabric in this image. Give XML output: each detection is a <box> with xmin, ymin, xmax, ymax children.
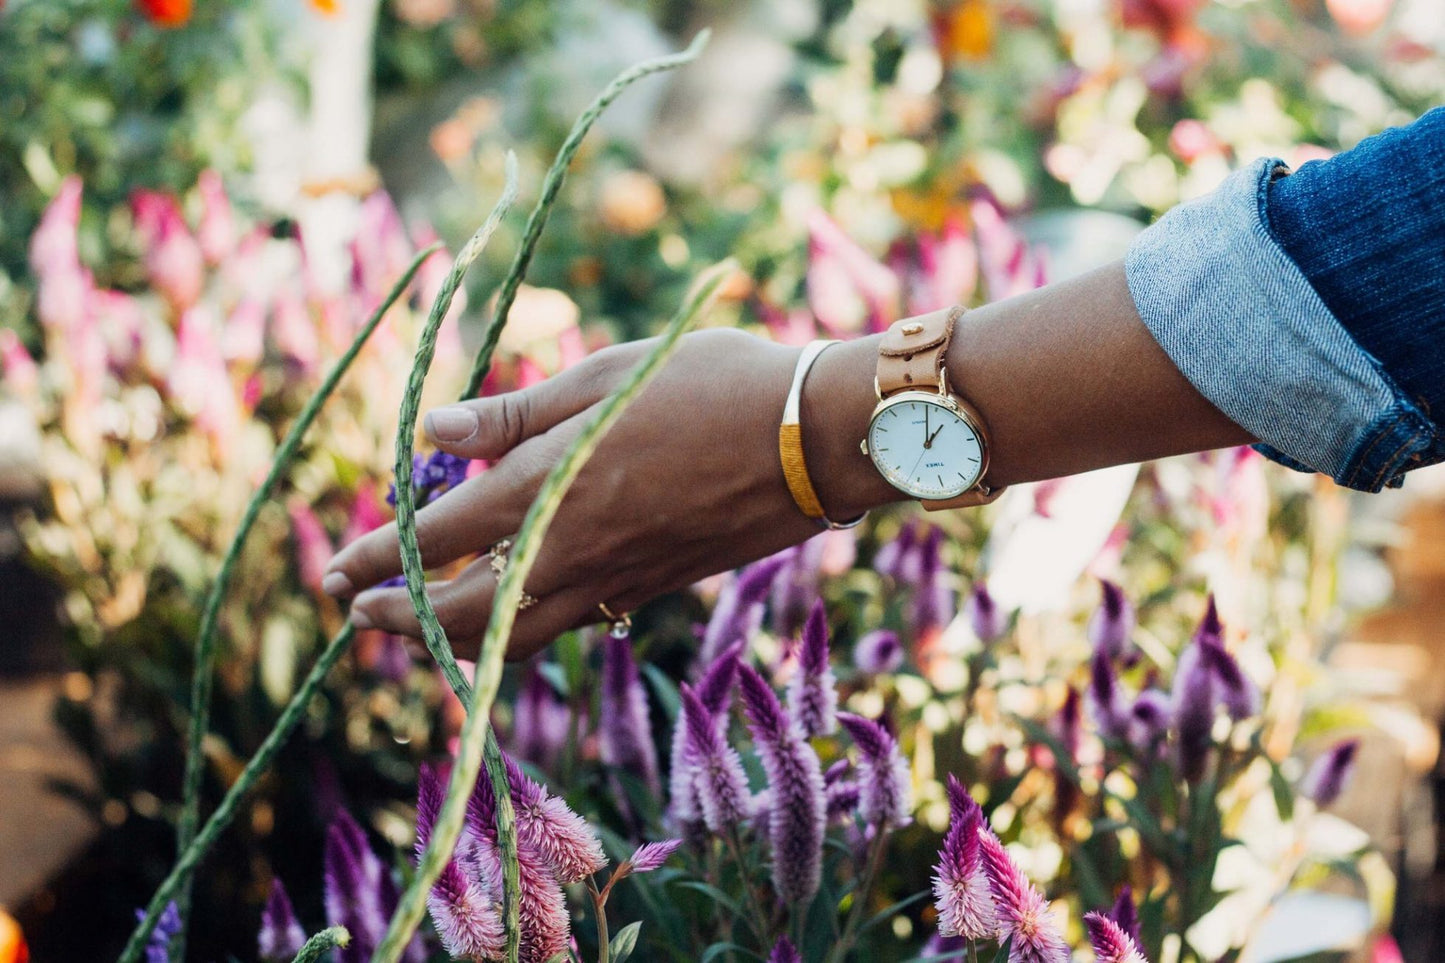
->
<box><xmin>1125</xmin><ymin>108</ymin><xmax>1445</xmax><ymax>492</ymax></box>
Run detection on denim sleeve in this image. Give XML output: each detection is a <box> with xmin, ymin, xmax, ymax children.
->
<box><xmin>1124</xmin><ymin>109</ymin><xmax>1445</xmax><ymax>493</ymax></box>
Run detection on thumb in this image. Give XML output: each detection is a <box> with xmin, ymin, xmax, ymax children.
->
<box><xmin>422</xmin><ymin>341</ymin><xmax>645</xmax><ymax>459</ymax></box>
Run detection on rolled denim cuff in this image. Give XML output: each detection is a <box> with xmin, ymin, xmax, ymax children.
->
<box><xmin>1125</xmin><ymin>157</ymin><xmax>1435</xmax><ymax>492</ymax></box>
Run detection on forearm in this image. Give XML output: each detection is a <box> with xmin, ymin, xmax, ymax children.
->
<box><xmin>800</xmin><ymin>259</ymin><xmax>1253</xmax><ymax>519</ymax></box>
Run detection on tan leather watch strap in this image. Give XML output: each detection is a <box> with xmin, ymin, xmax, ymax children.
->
<box><xmin>876</xmin><ymin>305</ymin><xmax>961</xmax><ymax>396</ymax></box>
<box><xmin>920</xmin><ymin>484</ymin><xmax>1005</xmax><ymax>511</ymax></box>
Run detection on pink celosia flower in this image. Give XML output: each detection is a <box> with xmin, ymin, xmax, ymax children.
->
<box><xmin>1107</xmin><ymin>886</ymin><xmax>1142</xmax><ymax>944</ymax></box>
<box><xmin>932</xmin><ymin>776</ymin><xmax>999</xmax><ymax>940</ymax></box>
<box><xmin>341</xmin><ymin>482</ymin><xmax>389</xmax><ymax>547</ymax></box>
<box><xmin>805</xmin><ymin>209</ymin><xmax>901</xmax><ymax>334</ymax></box>
<box><xmin>196</xmin><ymin>170</ymin><xmax>235</xmax><ymax>266</ymax></box>
<box><xmin>505</xmin><ymin>755</ymin><xmax>607</xmax><ymax>883</ymax></box>
<box><xmin>511</xmin><ymin>663</ymin><xmax>571</xmax><ymax>772</ymax></box>
<box><xmin>1084</xmin><ymin>911</ymin><xmax>1149</xmax><ymax>963</ymax></box>
<box><xmin>768</xmin><ymin>936</ymin><xmax>803</xmax><ymax>963</ymax></box>
<box><xmin>222</xmin><ymin>297</ymin><xmax>267</xmax><ymax>366</ymax></box>
<box><xmin>678</xmin><ymin>683</ymin><xmax>751</xmax><ymax>832</ymax></box>
<box><xmin>29</xmin><ymin>176</ymin><xmax>83</xmax><ymax>280</ymax></box>
<box><xmin>417</xmin><ymin>765</ymin><xmax>505</xmax><ymax>962</ymax></box>
<box><xmin>837</xmin><ymin>713</ymin><xmax>912</xmax><ymax>829</ymax></box>
<box><xmin>977</xmin><ymin>830</ymin><xmax>1070</xmax><ymax>963</ymax></box>
<box><xmin>906</xmin><ymin>215</ymin><xmax>978</xmax><ymax>314</ymax></box>
<box><xmin>288</xmin><ymin>501</ymin><xmax>334</xmax><ymax>595</ymax></box>
<box><xmin>738</xmin><ymin>665</ymin><xmax>826</xmax><ymax>905</ymax></box>
<box><xmin>170</xmin><ymin>306</ymin><xmax>239</xmax><ymax>444</ymax></box>
<box><xmin>270</xmin><ymin>288</ymin><xmax>320</xmax><ymax>375</ymax></box>
<box><xmin>786</xmin><ymin>600</ymin><xmax>838</xmax><ymax>737</ymax></box>
<box><xmin>601</xmin><ymin>630</ymin><xmax>661</xmax><ymax>793</ymax></box>
<box><xmin>131</xmin><ymin>189</ymin><xmax>204</xmax><ymax>313</ymax></box>
<box><xmin>1301</xmin><ymin>739</ymin><xmax>1360</xmax><ymax>808</ymax></box>
<box><xmin>0</xmin><ymin>330</ymin><xmax>38</xmax><ymax>396</ymax></box>
<box><xmin>624</xmin><ymin>839</ymin><xmax>682</xmax><ymax>875</ymax></box>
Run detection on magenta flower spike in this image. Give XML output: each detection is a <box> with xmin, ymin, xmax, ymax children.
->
<box><xmin>768</xmin><ymin>936</ymin><xmax>804</xmax><ymax>963</ymax></box>
<box><xmin>932</xmin><ymin>780</ymin><xmax>999</xmax><ymax>941</ymax></box>
<box><xmin>29</xmin><ymin>175</ymin><xmax>83</xmax><ymax>279</ymax></box>
<box><xmin>738</xmin><ymin>665</ymin><xmax>827</xmax><ymax>905</ymax></box>
<box><xmin>966</xmin><ymin>579</ymin><xmax>1005</xmax><ymax>644</ymax></box>
<box><xmin>678</xmin><ymin>683</ymin><xmax>752</xmax><ymax>832</ymax></box>
<box><xmin>600</xmin><ymin>631</ymin><xmax>661</xmax><ymax>794</ymax></box>
<box><xmin>288</xmin><ymin>500</ymin><xmax>334</xmax><ymax>595</ymax></box>
<box><xmin>1107</xmin><ymin>886</ymin><xmax>1142</xmax><ymax>944</ymax></box>
<box><xmin>977</xmin><ymin>830</ymin><xmax>1071</xmax><ymax>963</ymax></box>
<box><xmin>626</xmin><ymin>839</ymin><xmax>683</xmax><ymax>875</ymax></box>
<box><xmin>504</xmin><ymin>755</ymin><xmax>607</xmax><ymax>884</ymax></box>
<box><xmin>837</xmin><ymin>713</ymin><xmax>912</xmax><ymax>829</ymax></box>
<box><xmin>258</xmin><ymin>879</ymin><xmax>307</xmax><ymax>962</ymax></box>
<box><xmin>196</xmin><ymin>169</ymin><xmax>235</xmax><ymax>266</ymax></box>
<box><xmin>1089</xmin><ymin>580</ymin><xmax>1136</xmax><ymax>664</ymax></box>
<box><xmin>787</xmin><ymin>600</ymin><xmax>839</xmax><ymax>737</ymax></box>
<box><xmin>1301</xmin><ymin>738</ymin><xmax>1361</xmax><ymax>807</ymax></box>
<box><xmin>854</xmin><ymin>629</ymin><xmax>904</xmax><ymax>676</ymax></box>
<box><xmin>427</xmin><ymin>857</ymin><xmax>507</xmax><ymax>962</ymax></box>
<box><xmin>1084</xmin><ymin>911</ymin><xmax>1150</xmax><ymax>963</ymax></box>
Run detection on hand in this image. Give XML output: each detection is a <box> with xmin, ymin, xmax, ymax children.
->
<box><xmin>323</xmin><ymin>329</ymin><xmax>896</xmax><ymax>661</ymax></box>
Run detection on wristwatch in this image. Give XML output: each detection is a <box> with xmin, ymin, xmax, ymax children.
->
<box><xmin>860</xmin><ymin>306</ymin><xmax>1005</xmax><ymax>511</ymax></box>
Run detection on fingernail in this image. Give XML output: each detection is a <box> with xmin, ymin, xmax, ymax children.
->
<box><xmin>425</xmin><ymin>406</ymin><xmax>478</xmax><ymax>443</ymax></box>
<box><xmin>349</xmin><ymin>606</ymin><xmax>375</xmax><ymax>630</ymax></box>
<box><xmin>322</xmin><ymin>571</ymin><xmax>353</xmax><ymax>597</ymax></box>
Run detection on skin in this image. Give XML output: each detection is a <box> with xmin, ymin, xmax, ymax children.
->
<box><xmin>323</xmin><ymin>260</ymin><xmax>1252</xmax><ymax>659</ymax></box>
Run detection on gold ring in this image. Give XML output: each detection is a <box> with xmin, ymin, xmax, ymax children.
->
<box><xmin>486</xmin><ymin>539</ymin><xmax>538</xmax><ymax>611</ymax></box>
<box><xmin>598</xmin><ymin>602</ymin><xmax>631</xmax><ymax>638</ymax></box>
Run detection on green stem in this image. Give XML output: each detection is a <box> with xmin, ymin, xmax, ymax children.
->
<box><xmin>169</xmin><ymin>240</ymin><xmax>438</xmax><ymax>958</ymax></box>
<box><xmin>370</xmin><ymin>260</ymin><xmax>734</xmax><ymax>963</ymax></box>
<box><xmin>291</xmin><ymin>925</ymin><xmax>351</xmax><ymax>963</ymax></box>
<box><xmin>116</xmin><ymin>625</ymin><xmax>358</xmax><ymax>963</ymax></box>
<box><xmin>588</xmin><ymin>881</ymin><xmax>611</xmax><ymax>963</ymax></box>
<box><xmin>829</xmin><ymin>826</ymin><xmax>890</xmax><ymax>963</ymax></box>
<box><xmin>722</xmin><ymin>828</ymin><xmax>771</xmax><ymax>950</ymax></box>
<box><xmin>460</xmin><ymin>29</ymin><xmax>711</xmax><ymax>401</ymax></box>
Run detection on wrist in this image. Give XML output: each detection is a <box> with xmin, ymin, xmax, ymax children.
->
<box><xmin>798</xmin><ymin>335</ymin><xmax>904</xmax><ymax>519</ymax></box>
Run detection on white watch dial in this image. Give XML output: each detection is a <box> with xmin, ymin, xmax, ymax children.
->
<box><xmin>867</xmin><ymin>395</ymin><xmax>985</xmax><ymax>499</ymax></box>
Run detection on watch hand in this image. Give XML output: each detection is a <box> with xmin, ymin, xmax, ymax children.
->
<box><xmin>927</xmin><ymin>425</ymin><xmax>945</xmax><ymax>447</ymax></box>
<box><xmin>924</xmin><ymin>406</ymin><xmax>930</xmax><ymax>446</ymax></box>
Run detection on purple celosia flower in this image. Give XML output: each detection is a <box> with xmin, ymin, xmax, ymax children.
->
<box><xmin>824</xmin><ymin>759</ymin><xmax>860</xmax><ymax>822</ymax></box>
<box><xmin>512</xmin><ymin>663</ymin><xmax>571</xmax><ymax>772</ymax></box>
<box><xmin>837</xmin><ymin>713</ymin><xmax>912</xmax><ymax>829</ymax></box>
<box><xmin>505</xmin><ymin>755</ymin><xmax>607</xmax><ymax>883</ymax></box>
<box><xmin>600</xmin><ymin>631</ymin><xmax>661</xmax><ymax>794</ymax></box>
<box><xmin>738</xmin><ymin>665</ymin><xmax>827</xmax><ymax>905</ymax></box>
<box><xmin>626</xmin><ymin>839</ymin><xmax>683</xmax><ymax>874</ymax></box>
<box><xmin>787</xmin><ymin>600</ymin><xmax>838</xmax><ymax>737</ymax></box>
<box><xmin>1128</xmin><ymin>689</ymin><xmax>1172</xmax><ymax>757</ymax></box>
<box><xmin>1107</xmin><ymin>886</ymin><xmax>1142</xmax><ymax>945</ymax></box>
<box><xmin>1051</xmin><ymin>689</ymin><xmax>1082</xmax><ymax>818</ymax></box>
<box><xmin>135</xmin><ymin>900</ymin><xmax>181</xmax><ymax>963</ymax></box>
<box><xmin>668</xmin><ymin>649</ymin><xmax>740</xmax><ymax>828</ymax></box>
<box><xmin>932</xmin><ymin>776</ymin><xmax>999</xmax><ymax>940</ymax></box>
<box><xmin>698</xmin><ymin>556</ymin><xmax>788</xmax><ymax>666</ymax></box>
<box><xmin>1089</xmin><ymin>580</ymin><xmax>1135</xmax><ymax>664</ymax></box>
<box><xmin>920</xmin><ymin>934</ymin><xmax>969</xmax><ymax>962</ymax></box>
<box><xmin>388</xmin><ymin>450</ymin><xmax>470</xmax><ymax>507</ymax></box>
<box><xmin>768</xmin><ymin>936</ymin><xmax>803</xmax><ymax>963</ymax></box>
<box><xmin>854</xmin><ymin>629</ymin><xmax>903</xmax><ymax>676</ymax></box>
<box><xmin>770</xmin><ymin>539</ymin><xmax>824</xmax><ymax>638</ymax></box>
<box><xmin>678</xmin><ymin>683</ymin><xmax>752</xmax><ymax>832</ymax></box>
<box><xmin>874</xmin><ymin>520</ymin><xmax>918</xmax><ymax>582</ymax></box>
<box><xmin>417</xmin><ymin>764</ymin><xmax>505</xmax><ymax>962</ymax></box>
<box><xmin>1197</xmin><ymin>637</ymin><xmax>1259</xmax><ymax>722</ymax></box>
<box><xmin>1088</xmin><ymin>649</ymin><xmax>1131</xmax><ymax>742</ymax></box>
<box><xmin>1084</xmin><ymin>911</ymin><xmax>1150</xmax><ymax>963</ymax></box>
<box><xmin>258</xmin><ymin>879</ymin><xmax>307</xmax><ymax>961</ymax></box>
<box><xmin>1301</xmin><ymin>739</ymin><xmax>1361</xmax><ymax>808</ymax></box>
<box><xmin>1194</xmin><ymin>595</ymin><xmax>1224</xmax><ymax>649</ymax></box>
<box><xmin>977</xmin><ymin>830</ymin><xmax>1070</xmax><ymax>963</ymax></box>
<box><xmin>911</xmin><ymin>526</ymin><xmax>955</xmax><ymax>636</ymax></box>
<box><xmin>965</xmin><ymin>580</ymin><xmax>1005</xmax><ymax>644</ymax></box>
<box><xmin>324</xmin><ymin>810</ymin><xmax>390</xmax><ymax>961</ymax></box>
<box><xmin>1171</xmin><ymin>643</ymin><xmax>1216</xmax><ymax>784</ymax></box>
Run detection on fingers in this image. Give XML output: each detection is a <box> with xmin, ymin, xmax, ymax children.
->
<box><xmin>323</xmin><ymin>461</ymin><xmax>528</xmax><ymax>597</ymax></box>
<box><xmin>348</xmin><ymin>566</ymin><xmax>606</xmax><ymax>662</ymax></box>
<box><xmin>423</xmin><ymin>341</ymin><xmax>647</xmax><ymax>460</ymax></box>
